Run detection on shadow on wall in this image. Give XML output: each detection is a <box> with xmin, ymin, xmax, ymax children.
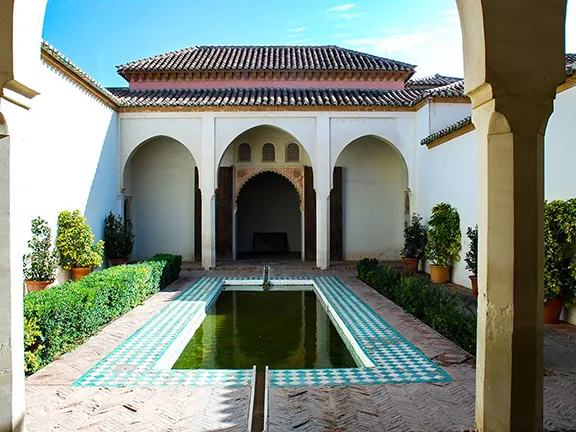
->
<box><xmin>84</xmin><ymin>115</ymin><xmax>119</xmax><ymax>242</ymax></box>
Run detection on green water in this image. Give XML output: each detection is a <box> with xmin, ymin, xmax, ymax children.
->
<box><xmin>172</xmin><ymin>289</ymin><xmax>357</xmax><ymax>370</ymax></box>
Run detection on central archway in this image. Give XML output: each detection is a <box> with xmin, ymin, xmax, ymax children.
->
<box><xmin>236</xmin><ymin>171</ymin><xmax>302</xmax><ymax>260</ymax></box>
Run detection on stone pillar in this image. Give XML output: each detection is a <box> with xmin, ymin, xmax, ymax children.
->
<box><xmin>456</xmin><ymin>0</ymin><xmax>567</xmax><ymax>430</ymax></box>
<box><xmin>200</xmin><ymin>116</ymin><xmax>216</xmax><ymax>269</ymax></box>
<box><xmin>315</xmin><ymin>115</ymin><xmax>331</xmax><ymax>269</ymax></box>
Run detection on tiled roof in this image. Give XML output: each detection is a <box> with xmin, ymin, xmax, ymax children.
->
<box><xmin>41</xmin><ymin>41</ymin><xmax>120</xmax><ymax>105</ymax></box>
<box><xmin>108</xmin><ymin>87</ymin><xmax>425</xmax><ymax>108</ymax></box>
<box><xmin>421</xmin><ymin>116</ymin><xmax>473</xmax><ymax>146</ymax></box>
<box><xmin>420</xmin><ymin>80</ymin><xmax>465</xmax><ymax>99</ymax></box>
<box><xmin>116</xmin><ymin>45</ymin><xmax>416</xmax><ymax>75</ymax></box>
<box><xmin>406</xmin><ymin>74</ymin><xmax>462</xmax><ymax>88</ymax></box>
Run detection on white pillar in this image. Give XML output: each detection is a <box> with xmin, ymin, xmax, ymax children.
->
<box><xmin>0</xmin><ymin>133</ymin><xmax>25</xmax><ymax>432</ymax></box>
<box><xmin>200</xmin><ymin>116</ymin><xmax>216</xmax><ymax>269</ymax></box>
<box><xmin>315</xmin><ymin>115</ymin><xmax>331</xmax><ymax>269</ymax></box>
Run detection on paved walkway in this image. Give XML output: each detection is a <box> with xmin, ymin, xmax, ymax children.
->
<box><xmin>25</xmin><ymin>268</ymin><xmax>576</xmax><ymax>431</ymax></box>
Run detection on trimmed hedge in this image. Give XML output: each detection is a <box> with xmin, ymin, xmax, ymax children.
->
<box><xmin>357</xmin><ymin>259</ymin><xmax>477</xmax><ymax>354</ymax></box>
<box><xmin>24</xmin><ymin>254</ymin><xmax>182</xmax><ymax>374</ymax></box>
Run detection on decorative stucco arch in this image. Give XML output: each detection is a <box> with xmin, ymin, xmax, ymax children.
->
<box><xmin>235</xmin><ymin>167</ymin><xmax>304</xmax><ymax>210</ymax></box>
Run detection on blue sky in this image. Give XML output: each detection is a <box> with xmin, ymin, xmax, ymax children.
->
<box><xmin>43</xmin><ymin>0</ymin><xmax>576</xmax><ymax>88</ymax></box>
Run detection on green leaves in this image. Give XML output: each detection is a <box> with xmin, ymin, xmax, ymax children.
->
<box><xmin>22</xmin><ymin>217</ymin><xmax>58</xmax><ymax>282</ymax></box>
<box><xmin>56</xmin><ymin>210</ymin><xmax>104</xmax><ymax>270</ymax></box>
<box><xmin>358</xmin><ymin>261</ymin><xmax>476</xmax><ymax>354</ymax></box>
<box><xmin>104</xmin><ymin>212</ymin><xmax>134</xmax><ymax>260</ymax></box>
<box><xmin>464</xmin><ymin>225</ymin><xmax>478</xmax><ymax>276</ymax></box>
<box><xmin>23</xmin><ymin>254</ymin><xmax>182</xmax><ymax>374</ymax></box>
<box><xmin>425</xmin><ymin>202</ymin><xmax>461</xmax><ymax>267</ymax></box>
<box><xmin>401</xmin><ymin>213</ymin><xmax>428</xmax><ymax>259</ymax></box>
<box><xmin>544</xmin><ymin>199</ymin><xmax>576</xmax><ymax>307</ymax></box>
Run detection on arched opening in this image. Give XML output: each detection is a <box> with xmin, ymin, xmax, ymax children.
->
<box><xmin>123</xmin><ymin>136</ymin><xmax>197</xmax><ymax>261</ymax></box>
<box><xmin>236</xmin><ymin>171</ymin><xmax>302</xmax><ymax>260</ymax></box>
<box><xmin>216</xmin><ymin>124</ymin><xmax>312</xmax><ymax>261</ymax></box>
<box><xmin>334</xmin><ymin>135</ymin><xmax>408</xmax><ymax>260</ymax></box>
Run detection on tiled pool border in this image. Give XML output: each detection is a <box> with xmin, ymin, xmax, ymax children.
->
<box><xmin>73</xmin><ymin>276</ymin><xmax>452</xmax><ymax>388</ymax></box>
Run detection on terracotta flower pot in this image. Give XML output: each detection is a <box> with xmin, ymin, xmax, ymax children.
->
<box><xmin>543</xmin><ymin>299</ymin><xmax>564</xmax><ymax>324</ymax></box>
<box><xmin>110</xmin><ymin>258</ymin><xmax>129</xmax><ymax>266</ymax></box>
<box><xmin>25</xmin><ymin>280</ymin><xmax>52</xmax><ymax>294</ymax></box>
<box><xmin>71</xmin><ymin>267</ymin><xmax>92</xmax><ymax>281</ymax></box>
<box><xmin>429</xmin><ymin>265</ymin><xmax>450</xmax><ymax>284</ymax></box>
<box><xmin>402</xmin><ymin>257</ymin><xmax>419</xmax><ymax>273</ymax></box>
<box><xmin>469</xmin><ymin>276</ymin><xmax>478</xmax><ymax>299</ymax></box>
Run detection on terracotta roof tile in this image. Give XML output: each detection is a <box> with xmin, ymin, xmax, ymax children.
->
<box><xmin>117</xmin><ymin>45</ymin><xmax>416</xmax><ymax>75</ymax></box>
<box><xmin>406</xmin><ymin>73</ymin><xmax>462</xmax><ymax>89</ymax></box>
<box><xmin>108</xmin><ymin>87</ymin><xmax>426</xmax><ymax>108</ymax></box>
<box><xmin>421</xmin><ymin>116</ymin><xmax>473</xmax><ymax>146</ymax></box>
<box><xmin>566</xmin><ymin>53</ymin><xmax>576</xmax><ymax>74</ymax></box>
<box><xmin>420</xmin><ymin>80</ymin><xmax>465</xmax><ymax>98</ymax></box>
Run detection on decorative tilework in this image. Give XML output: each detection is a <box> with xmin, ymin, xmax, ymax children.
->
<box><xmin>268</xmin><ymin>276</ymin><xmax>452</xmax><ymax>387</ymax></box>
<box><xmin>74</xmin><ymin>277</ymin><xmax>253</xmax><ymax>387</ymax></box>
<box><xmin>74</xmin><ymin>276</ymin><xmax>451</xmax><ymax>389</ymax></box>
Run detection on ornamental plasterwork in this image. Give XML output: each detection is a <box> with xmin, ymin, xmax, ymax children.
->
<box><xmin>235</xmin><ymin>167</ymin><xmax>304</xmax><ymax>210</ymax></box>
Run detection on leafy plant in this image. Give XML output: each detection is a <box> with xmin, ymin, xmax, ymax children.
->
<box><xmin>425</xmin><ymin>203</ymin><xmax>461</xmax><ymax>267</ymax></box>
<box><xmin>56</xmin><ymin>210</ymin><xmax>104</xmax><ymax>270</ymax></box>
<box><xmin>358</xmin><ymin>261</ymin><xmax>476</xmax><ymax>354</ymax></box>
<box><xmin>357</xmin><ymin>258</ymin><xmax>379</xmax><ymax>281</ymax></box>
<box><xmin>24</xmin><ymin>254</ymin><xmax>182</xmax><ymax>374</ymax></box>
<box><xmin>401</xmin><ymin>213</ymin><xmax>427</xmax><ymax>259</ymax></box>
<box><xmin>104</xmin><ymin>212</ymin><xmax>134</xmax><ymax>260</ymax></box>
<box><xmin>22</xmin><ymin>217</ymin><xmax>58</xmax><ymax>282</ymax></box>
<box><xmin>544</xmin><ymin>199</ymin><xmax>576</xmax><ymax>307</ymax></box>
<box><xmin>465</xmin><ymin>225</ymin><xmax>478</xmax><ymax>276</ymax></box>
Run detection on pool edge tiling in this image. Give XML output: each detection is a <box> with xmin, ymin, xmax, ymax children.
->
<box><xmin>73</xmin><ymin>276</ymin><xmax>452</xmax><ymax>388</ymax></box>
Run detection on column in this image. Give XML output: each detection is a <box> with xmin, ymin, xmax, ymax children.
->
<box><xmin>200</xmin><ymin>116</ymin><xmax>216</xmax><ymax>269</ymax></box>
<box><xmin>315</xmin><ymin>115</ymin><xmax>331</xmax><ymax>269</ymax></box>
<box><xmin>456</xmin><ymin>1</ymin><xmax>567</xmax><ymax>430</ymax></box>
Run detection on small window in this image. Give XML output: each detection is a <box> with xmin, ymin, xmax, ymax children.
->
<box><xmin>237</xmin><ymin>143</ymin><xmax>251</xmax><ymax>162</ymax></box>
<box><xmin>262</xmin><ymin>143</ymin><xmax>276</xmax><ymax>162</ymax></box>
<box><xmin>285</xmin><ymin>142</ymin><xmax>300</xmax><ymax>162</ymax></box>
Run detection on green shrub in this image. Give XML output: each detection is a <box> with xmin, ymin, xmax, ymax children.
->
<box><xmin>24</xmin><ymin>253</ymin><xmax>182</xmax><ymax>374</ymax></box>
<box><xmin>357</xmin><ymin>258</ymin><xmax>380</xmax><ymax>281</ymax></box>
<box><xmin>23</xmin><ymin>217</ymin><xmax>58</xmax><ymax>282</ymax></box>
<box><xmin>104</xmin><ymin>212</ymin><xmax>134</xmax><ymax>260</ymax></box>
<box><xmin>544</xmin><ymin>199</ymin><xmax>576</xmax><ymax>307</ymax></box>
<box><xmin>401</xmin><ymin>214</ymin><xmax>427</xmax><ymax>259</ymax></box>
<box><xmin>56</xmin><ymin>210</ymin><xmax>104</xmax><ymax>270</ymax></box>
<box><xmin>465</xmin><ymin>225</ymin><xmax>478</xmax><ymax>276</ymax></box>
<box><xmin>358</xmin><ymin>262</ymin><xmax>476</xmax><ymax>354</ymax></box>
<box><xmin>425</xmin><ymin>202</ymin><xmax>461</xmax><ymax>267</ymax></box>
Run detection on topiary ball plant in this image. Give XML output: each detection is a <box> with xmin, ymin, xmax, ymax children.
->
<box><xmin>56</xmin><ymin>210</ymin><xmax>104</xmax><ymax>270</ymax></box>
<box><xmin>104</xmin><ymin>212</ymin><xmax>134</xmax><ymax>261</ymax></box>
<box><xmin>23</xmin><ymin>217</ymin><xmax>58</xmax><ymax>282</ymax></box>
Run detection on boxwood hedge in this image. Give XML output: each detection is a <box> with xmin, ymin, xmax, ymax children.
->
<box><xmin>24</xmin><ymin>254</ymin><xmax>182</xmax><ymax>374</ymax></box>
<box><xmin>357</xmin><ymin>258</ymin><xmax>476</xmax><ymax>355</ymax></box>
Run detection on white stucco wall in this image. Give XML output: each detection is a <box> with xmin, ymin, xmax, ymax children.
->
<box><xmin>4</xmin><ymin>60</ymin><xmax>118</xmax><ymax>288</ymax></box>
<box><xmin>416</xmin><ymin>130</ymin><xmax>478</xmax><ymax>288</ymax></box>
<box><xmin>336</xmin><ymin>136</ymin><xmax>407</xmax><ymax>260</ymax></box>
<box><xmin>128</xmin><ymin>137</ymin><xmax>196</xmax><ymax>261</ymax></box>
<box><xmin>236</xmin><ymin>172</ymin><xmax>301</xmax><ymax>252</ymax></box>
<box><xmin>429</xmin><ymin>103</ymin><xmax>472</xmax><ymax>135</ymax></box>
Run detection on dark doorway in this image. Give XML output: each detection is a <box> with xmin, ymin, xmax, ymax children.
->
<box><xmin>236</xmin><ymin>172</ymin><xmax>301</xmax><ymax>260</ymax></box>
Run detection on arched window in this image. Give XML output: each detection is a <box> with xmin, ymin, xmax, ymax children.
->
<box><xmin>285</xmin><ymin>142</ymin><xmax>300</xmax><ymax>162</ymax></box>
<box><xmin>262</xmin><ymin>143</ymin><xmax>276</xmax><ymax>162</ymax></box>
<box><xmin>237</xmin><ymin>143</ymin><xmax>251</xmax><ymax>162</ymax></box>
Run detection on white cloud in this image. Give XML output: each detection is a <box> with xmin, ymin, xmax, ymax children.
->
<box><xmin>287</xmin><ymin>27</ymin><xmax>307</xmax><ymax>32</ymax></box>
<box><xmin>566</xmin><ymin>0</ymin><xmax>576</xmax><ymax>53</ymax></box>
<box><xmin>327</xmin><ymin>4</ymin><xmax>356</xmax><ymax>12</ymax></box>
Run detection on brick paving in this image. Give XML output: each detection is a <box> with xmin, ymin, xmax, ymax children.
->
<box><xmin>25</xmin><ymin>267</ymin><xmax>576</xmax><ymax>431</ymax></box>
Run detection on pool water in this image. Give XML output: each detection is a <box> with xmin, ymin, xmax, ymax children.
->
<box><xmin>172</xmin><ymin>289</ymin><xmax>357</xmax><ymax>370</ymax></box>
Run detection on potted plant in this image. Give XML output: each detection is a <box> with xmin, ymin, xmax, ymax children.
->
<box><xmin>22</xmin><ymin>217</ymin><xmax>58</xmax><ymax>293</ymax></box>
<box><xmin>56</xmin><ymin>210</ymin><xmax>104</xmax><ymax>280</ymax></box>
<box><xmin>104</xmin><ymin>212</ymin><xmax>134</xmax><ymax>266</ymax></box>
<box><xmin>425</xmin><ymin>202</ymin><xmax>461</xmax><ymax>284</ymax></box>
<box><xmin>465</xmin><ymin>225</ymin><xmax>478</xmax><ymax>298</ymax></box>
<box><xmin>401</xmin><ymin>213</ymin><xmax>427</xmax><ymax>273</ymax></box>
<box><xmin>543</xmin><ymin>199</ymin><xmax>576</xmax><ymax>324</ymax></box>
